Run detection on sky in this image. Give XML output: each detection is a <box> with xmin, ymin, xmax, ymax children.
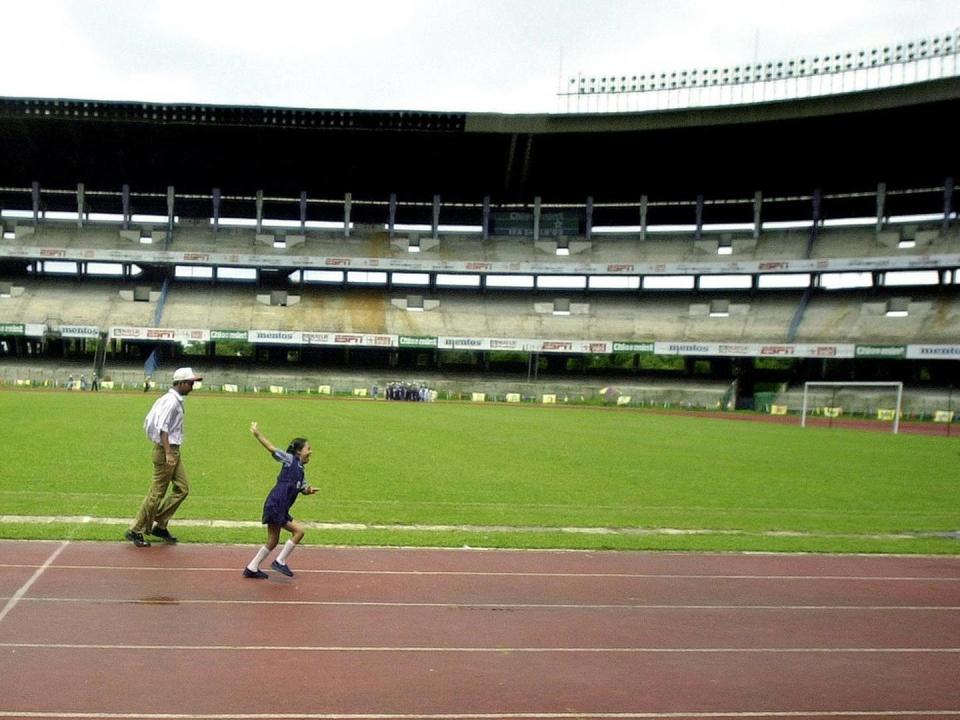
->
<box><xmin>0</xmin><ymin>0</ymin><xmax>957</xmax><ymax>114</ymax></box>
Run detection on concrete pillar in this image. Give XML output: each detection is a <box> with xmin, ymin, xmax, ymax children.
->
<box><xmin>533</xmin><ymin>196</ymin><xmax>542</xmax><ymax>242</ymax></box>
<box><xmin>482</xmin><ymin>195</ymin><xmax>491</xmax><ymax>240</ymax></box>
<box><xmin>639</xmin><ymin>195</ymin><xmax>648</xmax><ymax>241</ymax></box>
<box><xmin>122</xmin><ymin>184</ymin><xmax>131</xmax><ymax>229</ymax></box>
<box><xmin>876</xmin><ymin>182</ymin><xmax>886</xmax><ymax>232</ymax></box>
<box><xmin>585</xmin><ymin>196</ymin><xmax>593</xmax><ymax>241</ymax></box>
<box><xmin>388</xmin><ymin>193</ymin><xmax>397</xmax><ymax>237</ymax></box>
<box><xmin>753</xmin><ymin>191</ymin><xmax>762</xmax><ymax>239</ymax></box>
<box><xmin>76</xmin><ymin>183</ymin><xmax>85</xmax><ymax>228</ymax></box>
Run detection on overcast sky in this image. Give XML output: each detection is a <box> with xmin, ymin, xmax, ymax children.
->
<box><xmin>1</xmin><ymin>0</ymin><xmax>957</xmax><ymax>113</ymax></box>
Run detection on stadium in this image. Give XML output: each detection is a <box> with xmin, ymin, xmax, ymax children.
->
<box><xmin>1</xmin><ymin>34</ymin><xmax>959</xmax><ymax>419</ymax></box>
<box><xmin>0</xmin><ymin>17</ymin><xmax>959</xmax><ymax>719</ymax></box>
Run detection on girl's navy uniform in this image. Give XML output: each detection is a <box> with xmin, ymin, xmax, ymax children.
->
<box><xmin>261</xmin><ymin>450</ymin><xmax>308</xmax><ymax>525</ymax></box>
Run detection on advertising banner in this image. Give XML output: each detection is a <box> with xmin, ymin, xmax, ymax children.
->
<box><xmin>210</xmin><ymin>330</ymin><xmax>249</xmax><ymax>341</ymax></box>
<box><xmin>59</xmin><ymin>325</ymin><xmax>101</xmax><ymax>339</ymax></box>
<box><xmin>399</xmin><ymin>335</ymin><xmax>438</xmax><ymax>349</ymax></box>
<box><xmin>3</xmin><ymin>242</ymin><xmax>959</xmax><ymax>277</ymax></box>
<box><xmin>906</xmin><ymin>345</ymin><xmax>960</xmax><ymax>360</ymax></box>
<box><xmin>612</xmin><ymin>341</ymin><xmax>655</xmax><ymax>353</ymax></box>
<box><xmin>855</xmin><ymin>345</ymin><xmax>907</xmax><ymax>359</ymax></box>
<box><xmin>110</xmin><ymin>327</ymin><xmax>210</xmax><ymax>342</ymax></box>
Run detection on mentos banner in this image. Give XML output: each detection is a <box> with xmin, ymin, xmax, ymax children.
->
<box><xmin>906</xmin><ymin>345</ymin><xmax>960</xmax><ymax>360</ymax></box>
<box><xmin>59</xmin><ymin>325</ymin><xmax>101</xmax><ymax>339</ymax></box>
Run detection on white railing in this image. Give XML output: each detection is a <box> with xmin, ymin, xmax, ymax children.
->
<box><xmin>559</xmin><ymin>30</ymin><xmax>960</xmax><ymax>114</ymax></box>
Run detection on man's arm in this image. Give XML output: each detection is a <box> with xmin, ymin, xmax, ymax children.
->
<box><xmin>160</xmin><ymin>429</ymin><xmax>177</xmax><ymax>467</ymax></box>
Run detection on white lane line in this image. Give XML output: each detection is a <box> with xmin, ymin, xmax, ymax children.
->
<box><xmin>0</xmin><ymin>514</ymin><xmax>951</xmax><ymax>541</ymax></box>
<box><xmin>0</xmin><ymin>714</ymin><xmax>959</xmax><ymax>720</ymax></box>
<box><xmin>1</xmin><ymin>642</ymin><xmax>958</xmax><ymax>653</ymax></box>
<box><xmin>1</xmin><ymin>564</ymin><xmax>958</xmax><ymax>582</ymax></box>
<box><xmin>1</xmin><ymin>713</ymin><xmax>959</xmax><ymax>720</ymax></box>
<box><xmin>0</xmin><ymin>541</ymin><xmax>69</xmax><ymax>624</ymax></box>
<box><xmin>7</xmin><ymin>597</ymin><xmax>960</xmax><ymax>611</ymax></box>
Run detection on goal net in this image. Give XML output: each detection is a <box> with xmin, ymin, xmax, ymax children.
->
<box><xmin>800</xmin><ymin>381</ymin><xmax>904</xmax><ymax>434</ymax></box>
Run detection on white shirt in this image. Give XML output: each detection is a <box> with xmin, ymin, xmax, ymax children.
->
<box><xmin>143</xmin><ymin>388</ymin><xmax>186</xmax><ymax>445</ymax></box>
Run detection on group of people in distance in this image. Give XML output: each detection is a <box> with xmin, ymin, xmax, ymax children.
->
<box><xmin>124</xmin><ymin>367</ymin><xmax>316</xmax><ymax>579</ymax></box>
<box><xmin>384</xmin><ymin>381</ymin><xmax>435</xmax><ymax>401</ymax></box>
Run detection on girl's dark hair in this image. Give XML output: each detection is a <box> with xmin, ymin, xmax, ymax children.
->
<box><xmin>287</xmin><ymin>438</ymin><xmax>308</xmax><ymax>456</ymax></box>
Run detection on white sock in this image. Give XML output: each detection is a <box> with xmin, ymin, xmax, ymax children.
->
<box><xmin>275</xmin><ymin>539</ymin><xmax>297</xmax><ymax>565</ymax></box>
<box><xmin>247</xmin><ymin>546</ymin><xmax>271</xmax><ymax>572</ymax></box>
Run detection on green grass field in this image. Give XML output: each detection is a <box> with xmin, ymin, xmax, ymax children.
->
<box><xmin>1</xmin><ymin>389</ymin><xmax>957</xmax><ymax>553</ymax></box>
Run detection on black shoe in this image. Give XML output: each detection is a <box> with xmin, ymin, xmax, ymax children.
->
<box><xmin>124</xmin><ymin>529</ymin><xmax>151</xmax><ymax>547</ymax></box>
<box><xmin>149</xmin><ymin>525</ymin><xmax>177</xmax><ymax>543</ymax></box>
<box><xmin>243</xmin><ymin>568</ymin><xmax>268</xmax><ymax>579</ymax></box>
<box><xmin>271</xmin><ymin>560</ymin><xmax>294</xmax><ymax>577</ymax></box>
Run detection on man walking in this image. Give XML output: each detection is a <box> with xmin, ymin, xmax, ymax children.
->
<box><xmin>125</xmin><ymin>367</ymin><xmax>203</xmax><ymax>547</ymax></box>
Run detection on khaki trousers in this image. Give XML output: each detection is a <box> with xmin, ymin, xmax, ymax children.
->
<box><xmin>131</xmin><ymin>444</ymin><xmax>190</xmax><ymax>533</ymax></box>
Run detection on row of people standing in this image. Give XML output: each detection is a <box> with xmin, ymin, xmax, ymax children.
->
<box><xmin>66</xmin><ymin>374</ymin><xmax>101</xmax><ymax>391</ymax></box>
<box><xmin>383</xmin><ymin>382</ymin><xmax>435</xmax><ymax>401</ymax></box>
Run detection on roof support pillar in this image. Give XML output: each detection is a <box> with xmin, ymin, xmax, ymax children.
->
<box><xmin>166</xmin><ymin>186</ymin><xmax>175</xmax><ymax>234</ymax></box>
<box><xmin>212</xmin><ymin>188</ymin><xmax>221</xmax><ymax>235</ymax></box>
<box><xmin>944</xmin><ymin>177</ymin><xmax>954</xmax><ymax>233</ymax></box>
<box><xmin>388</xmin><ymin>193</ymin><xmax>397</xmax><ymax>238</ymax></box>
<box><xmin>32</xmin><ymin>182</ymin><xmax>40</xmax><ymax>225</ymax></box>
<box><xmin>585</xmin><ymin>196</ymin><xmax>593</xmax><ymax>241</ymax></box>
<box><xmin>76</xmin><ymin>183</ymin><xmax>85</xmax><ymax>228</ymax></box>
<box><xmin>344</xmin><ymin>192</ymin><xmax>352</xmax><ymax>238</ymax></box>
<box><xmin>122</xmin><ymin>184</ymin><xmax>131</xmax><ymax>229</ymax></box>
<box><xmin>753</xmin><ymin>191</ymin><xmax>762</xmax><ymax>239</ymax></box>
<box><xmin>167</xmin><ymin>185</ymin><xmax>174</xmax><ymax>233</ymax></box>
<box><xmin>299</xmin><ymin>192</ymin><xmax>307</xmax><ymax>233</ymax></box>
<box><xmin>695</xmin><ymin>193</ymin><xmax>704</xmax><ymax>240</ymax></box>
<box><xmin>806</xmin><ymin>188</ymin><xmax>821</xmax><ymax>258</ymax></box>
<box><xmin>431</xmin><ymin>194</ymin><xmax>440</xmax><ymax>239</ymax></box>
<box><xmin>876</xmin><ymin>182</ymin><xmax>886</xmax><ymax>232</ymax></box>
<box><xmin>639</xmin><ymin>195</ymin><xmax>648</xmax><ymax>241</ymax></box>
<box><xmin>482</xmin><ymin>196</ymin><xmax>490</xmax><ymax>240</ymax></box>
<box><xmin>255</xmin><ymin>190</ymin><xmax>264</xmax><ymax>234</ymax></box>
<box><xmin>533</xmin><ymin>196</ymin><xmax>541</xmax><ymax>242</ymax></box>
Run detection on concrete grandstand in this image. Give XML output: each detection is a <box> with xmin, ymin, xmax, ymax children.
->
<box><xmin>1</xmin><ymin>41</ymin><xmax>958</xmax><ymax>417</ymax></box>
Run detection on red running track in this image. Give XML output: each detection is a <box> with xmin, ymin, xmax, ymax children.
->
<box><xmin>0</xmin><ymin>540</ymin><xmax>958</xmax><ymax>719</ymax></box>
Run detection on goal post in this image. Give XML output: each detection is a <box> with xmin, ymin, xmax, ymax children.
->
<box><xmin>800</xmin><ymin>381</ymin><xmax>904</xmax><ymax>434</ymax></box>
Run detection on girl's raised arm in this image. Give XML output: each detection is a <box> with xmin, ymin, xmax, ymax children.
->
<box><xmin>250</xmin><ymin>421</ymin><xmax>278</xmax><ymax>454</ymax></box>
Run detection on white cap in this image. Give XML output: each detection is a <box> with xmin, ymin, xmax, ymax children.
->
<box><xmin>172</xmin><ymin>367</ymin><xmax>203</xmax><ymax>383</ymax></box>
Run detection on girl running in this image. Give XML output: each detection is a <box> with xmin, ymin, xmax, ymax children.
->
<box><xmin>243</xmin><ymin>421</ymin><xmax>318</xmax><ymax>579</ymax></box>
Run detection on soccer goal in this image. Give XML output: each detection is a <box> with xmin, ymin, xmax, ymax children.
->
<box><xmin>800</xmin><ymin>381</ymin><xmax>904</xmax><ymax>434</ymax></box>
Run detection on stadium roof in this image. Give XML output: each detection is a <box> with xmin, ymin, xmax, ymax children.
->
<box><xmin>1</xmin><ymin>78</ymin><xmax>958</xmax><ymax>225</ymax></box>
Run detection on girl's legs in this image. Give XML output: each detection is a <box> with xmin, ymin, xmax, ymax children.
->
<box><xmin>245</xmin><ymin>524</ymin><xmax>282</xmax><ymax>573</ymax></box>
<box><xmin>274</xmin><ymin>520</ymin><xmax>304</xmax><ymax>567</ymax></box>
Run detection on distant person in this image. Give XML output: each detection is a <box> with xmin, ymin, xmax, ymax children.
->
<box><xmin>124</xmin><ymin>367</ymin><xmax>203</xmax><ymax>547</ymax></box>
<box><xmin>67</xmin><ymin>374</ymin><xmax>74</xmax><ymax>390</ymax></box>
<box><xmin>243</xmin><ymin>421</ymin><xmax>317</xmax><ymax>579</ymax></box>
<box><xmin>143</xmin><ymin>376</ymin><xmax>151</xmax><ymax>393</ymax></box>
